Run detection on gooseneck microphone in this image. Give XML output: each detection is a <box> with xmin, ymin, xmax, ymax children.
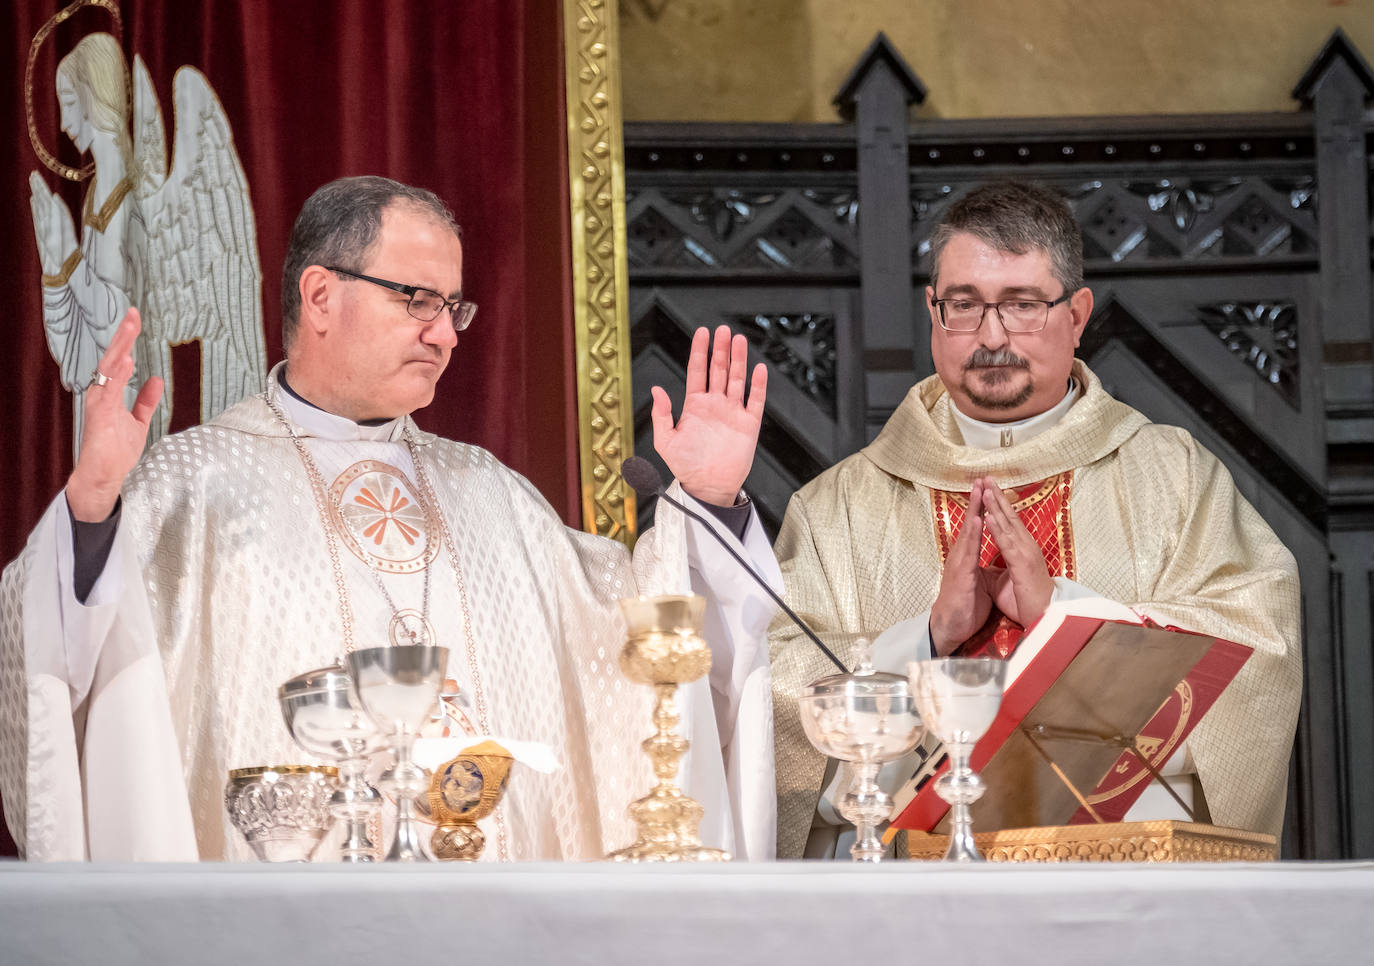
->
<box><xmin>621</xmin><ymin>457</ymin><xmax>847</xmax><ymax>674</ymax></box>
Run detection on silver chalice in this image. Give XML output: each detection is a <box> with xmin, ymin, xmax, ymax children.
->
<box><xmin>279</xmin><ymin>663</ymin><xmax>385</xmax><ymax>862</ymax></box>
<box><xmin>346</xmin><ymin>645</ymin><xmax>448</xmax><ymax>862</ymax></box>
<box><xmin>909</xmin><ymin>657</ymin><xmax>1007</xmax><ymax>862</ymax></box>
<box><xmin>799</xmin><ymin>640</ymin><xmax>925</xmax><ymax>862</ymax></box>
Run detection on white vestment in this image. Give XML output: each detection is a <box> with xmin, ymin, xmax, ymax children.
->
<box><xmin>0</xmin><ymin>371</ymin><xmax>779</xmax><ymax>862</ymax></box>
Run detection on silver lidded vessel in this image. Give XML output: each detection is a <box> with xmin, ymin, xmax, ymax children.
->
<box><xmin>279</xmin><ymin>663</ymin><xmax>385</xmax><ymax>862</ymax></box>
<box><xmin>799</xmin><ymin>639</ymin><xmax>925</xmax><ymax>862</ymax></box>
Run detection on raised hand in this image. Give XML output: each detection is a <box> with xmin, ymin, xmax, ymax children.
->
<box><xmin>66</xmin><ymin>307</ymin><xmax>165</xmax><ymax>522</ymax></box>
<box><xmin>929</xmin><ymin>478</ymin><xmax>995</xmax><ymax>655</ymax></box>
<box><xmin>650</xmin><ymin>325</ymin><xmax>767</xmax><ymax>507</ymax></box>
<box><xmin>981</xmin><ymin>479</ymin><xmax>1054</xmax><ymax>628</ymax></box>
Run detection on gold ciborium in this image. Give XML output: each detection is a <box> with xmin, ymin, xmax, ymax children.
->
<box><xmin>609</xmin><ymin>594</ymin><xmax>730</xmax><ymax>862</ymax></box>
<box><xmin>426</xmin><ymin>740</ymin><xmax>514</xmax><ymax>861</ymax></box>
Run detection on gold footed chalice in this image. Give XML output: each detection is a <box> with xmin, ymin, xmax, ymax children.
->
<box><xmin>609</xmin><ymin>594</ymin><xmax>730</xmax><ymax>862</ymax></box>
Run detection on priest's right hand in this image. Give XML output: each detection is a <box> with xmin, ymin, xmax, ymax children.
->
<box><xmin>66</xmin><ymin>307</ymin><xmax>164</xmax><ymax>522</ymax></box>
<box><xmin>929</xmin><ymin>478</ymin><xmax>996</xmax><ymax>656</ymax></box>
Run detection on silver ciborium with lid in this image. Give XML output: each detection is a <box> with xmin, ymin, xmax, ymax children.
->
<box><xmin>279</xmin><ymin>663</ymin><xmax>384</xmax><ymax>862</ymax></box>
<box><xmin>799</xmin><ymin>639</ymin><xmax>925</xmax><ymax>862</ymax></box>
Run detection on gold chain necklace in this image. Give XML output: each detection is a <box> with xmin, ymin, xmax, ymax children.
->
<box><xmin>266</xmin><ymin>390</ymin><xmax>510</xmax><ymax>860</ymax></box>
<box><xmin>267</xmin><ymin>391</ymin><xmax>440</xmax><ymax>650</ymax></box>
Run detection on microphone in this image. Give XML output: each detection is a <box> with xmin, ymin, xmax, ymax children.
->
<box><xmin>622</xmin><ymin>456</ymin><xmax>847</xmax><ymax>674</ymax></box>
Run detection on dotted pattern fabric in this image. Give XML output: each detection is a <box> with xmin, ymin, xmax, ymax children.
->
<box><xmin>1</xmin><ymin>388</ymin><xmax>689</xmax><ymax>861</ymax></box>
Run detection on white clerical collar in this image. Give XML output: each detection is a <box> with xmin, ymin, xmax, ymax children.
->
<box><xmin>951</xmin><ymin>378</ymin><xmax>1080</xmax><ymax>450</ymax></box>
<box><xmin>271</xmin><ymin>362</ymin><xmax>404</xmax><ymax>442</ymax></box>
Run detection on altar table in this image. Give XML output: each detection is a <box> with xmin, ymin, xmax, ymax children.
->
<box><xmin>1</xmin><ymin>860</ymin><xmax>1370</xmax><ymax>965</ymax></box>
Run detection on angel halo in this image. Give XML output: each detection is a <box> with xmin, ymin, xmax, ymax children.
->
<box><xmin>27</xmin><ymin>27</ymin><xmax>266</xmax><ymax>454</ymax></box>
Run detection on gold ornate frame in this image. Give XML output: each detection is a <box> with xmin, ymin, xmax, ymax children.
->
<box><xmin>562</xmin><ymin>0</ymin><xmax>637</xmax><ymax>543</ymax></box>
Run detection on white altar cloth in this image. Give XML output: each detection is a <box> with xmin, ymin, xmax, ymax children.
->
<box><xmin>1</xmin><ymin>861</ymin><xmax>1370</xmax><ymax>965</ymax></box>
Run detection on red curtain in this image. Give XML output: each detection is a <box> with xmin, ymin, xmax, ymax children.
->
<box><xmin>1</xmin><ymin>0</ymin><xmax>577</xmax><ymax>856</ymax></box>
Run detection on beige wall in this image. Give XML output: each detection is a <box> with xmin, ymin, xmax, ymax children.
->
<box><xmin>622</xmin><ymin>0</ymin><xmax>1374</xmax><ymax>121</ymax></box>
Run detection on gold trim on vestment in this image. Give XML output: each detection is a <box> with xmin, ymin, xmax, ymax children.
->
<box><xmin>942</xmin><ymin>476</ymin><xmax>1059</xmax><ymax>513</ymax></box>
<box><xmin>931</xmin><ymin>473</ymin><xmax>1076</xmax><ymax>578</ymax></box>
<box><xmin>41</xmin><ymin>248</ymin><xmax>82</xmax><ymax>287</ymax></box>
<box><xmin>562</xmin><ymin>0</ymin><xmax>636</xmax><ymax>544</ymax></box>
<box><xmin>1057</xmin><ymin>472</ymin><xmax>1076</xmax><ymax>581</ymax></box>
<box><xmin>82</xmin><ymin>176</ymin><xmax>132</xmax><ymax>233</ymax></box>
<box><xmin>933</xmin><ymin>488</ymin><xmax>957</xmax><ymax>564</ymax></box>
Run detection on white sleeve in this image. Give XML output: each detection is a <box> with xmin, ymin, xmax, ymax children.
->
<box><xmin>53</xmin><ymin>491</ymin><xmax>129</xmax><ymax>707</ymax></box>
<box><xmin>3</xmin><ymin>492</ymin><xmax>197</xmax><ymax>861</ymax></box>
<box><xmin>677</xmin><ymin>487</ymin><xmax>780</xmax><ymax>861</ymax></box>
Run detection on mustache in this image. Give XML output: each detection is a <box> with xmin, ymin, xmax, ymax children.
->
<box><xmin>964</xmin><ymin>347</ymin><xmax>1029</xmax><ymax>370</ymax></box>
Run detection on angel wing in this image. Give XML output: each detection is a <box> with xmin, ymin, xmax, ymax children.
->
<box><xmin>133</xmin><ymin>57</ymin><xmax>266</xmax><ymax>429</ymax></box>
<box><xmin>131</xmin><ymin>58</ymin><xmax>166</xmax><ymax>200</ymax></box>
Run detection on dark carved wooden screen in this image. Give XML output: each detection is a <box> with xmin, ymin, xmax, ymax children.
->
<box><xmin>625</xmin><ymin>31</ymin><xmax>1374</xmax><ymax>860</ymax></box>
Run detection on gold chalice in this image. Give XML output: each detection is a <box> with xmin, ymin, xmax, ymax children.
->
<box><xmin>609</xmin><ymin>594</ymin><xmax>730</xmax><ymax>862</ymax></box>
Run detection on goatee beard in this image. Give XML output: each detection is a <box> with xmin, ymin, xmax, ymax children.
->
<box><xmin>962</xmin><ymin>347</ymin><xmax>1032</xmax><ymax>411</ymax></box>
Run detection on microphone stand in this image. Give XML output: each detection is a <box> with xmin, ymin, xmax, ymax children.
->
<box><xmin>628</xmin><ymin>461</ymin><xmax>848</xmax><ymax>675</ymax></box>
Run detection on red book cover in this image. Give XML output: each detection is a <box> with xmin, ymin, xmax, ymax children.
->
<box><xmin>886</xmin><ymin>602</ymin><xmax>1252</xmax><ymax>834</ymax></box>
<box><xmin>1067</xmin><ymin>633</ymin><xmax>1251</xmax><ymax>824</ymax></box>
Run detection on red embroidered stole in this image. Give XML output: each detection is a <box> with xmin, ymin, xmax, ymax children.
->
<box><xmin>931</xmin><ymin>473</ymin><xmax>1076</xmax><ymax>658</ymax></box>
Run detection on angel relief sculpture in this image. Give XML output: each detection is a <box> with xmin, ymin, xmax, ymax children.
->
<box><xmin>28</xmin><ymin>27</ymin><xmax>265</xmax><ymax>454</ymax></box>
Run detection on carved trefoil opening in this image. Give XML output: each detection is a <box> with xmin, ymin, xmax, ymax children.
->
<box><xmin>725</xmin><ymin>313</ymin><xmax>839</xmax><ymax>418</ymax></box>
<box><xmin>1197</xmin><ymin>301</ymin><xmax>1301</xmax><ymax>407</ymax></box>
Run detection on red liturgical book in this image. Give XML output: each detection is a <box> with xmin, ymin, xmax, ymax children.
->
<box><xmin>887</xmin><ymin>600</ymin><xmax>1252</xmax><ymax>834</ymax></box>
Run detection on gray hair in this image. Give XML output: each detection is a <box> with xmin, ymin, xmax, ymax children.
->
<box><xmin>280</xmin><ymin>176</ymin><xmax>461</xmax><ymax>349</ymax></box>
<box><xmin>929</xmin><ymin>181</ymin><xmax>1084</xmax><ymax>295</ymax></box>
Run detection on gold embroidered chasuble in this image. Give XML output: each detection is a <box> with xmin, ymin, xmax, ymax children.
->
<box><xmin>1</xmin><ymin>377</ymin><xmax>776</xmax><ymax>862</ymax></box>
<box><xmin>770</xmin><ymin>361</ymin><xmax>1302</xmax><ymax>859</ymax></box>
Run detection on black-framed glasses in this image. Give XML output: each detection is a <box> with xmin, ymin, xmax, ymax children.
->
<box><xmin>934</xmin><ymin>293</ymin><xmax>1072</xmax><ymax>333</ymax></box>
<box><xmin>326</xmin><ymin>266</ymin><xmax>477</xmax><ymax>331</ymax></box>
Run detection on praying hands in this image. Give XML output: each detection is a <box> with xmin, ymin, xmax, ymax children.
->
<box><xmin>929</xmin><ymin>476</ymin><xmax>1055</xmax><ymax>656</ymax></box>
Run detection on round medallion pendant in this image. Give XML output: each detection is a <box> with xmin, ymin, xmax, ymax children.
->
<box><xmin>388</xmin><ymin>608</ymin><xmax>437</xmax><ymax>647</ymax></box>
<box><xmin>329</xmin><ymin>460</ymin><xmax>439</xmax><ymax>574</ymax></box>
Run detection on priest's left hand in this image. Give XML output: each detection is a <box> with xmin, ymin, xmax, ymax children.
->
<box><xmin>651</xmin><ymin>325</ymin><xmax>767</xmax><ymax>507</ymax></box>
<box><xmin>981</xmin><ymin>478</ymin><xmax>1055</xmax><ymax>629</ymax></box>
